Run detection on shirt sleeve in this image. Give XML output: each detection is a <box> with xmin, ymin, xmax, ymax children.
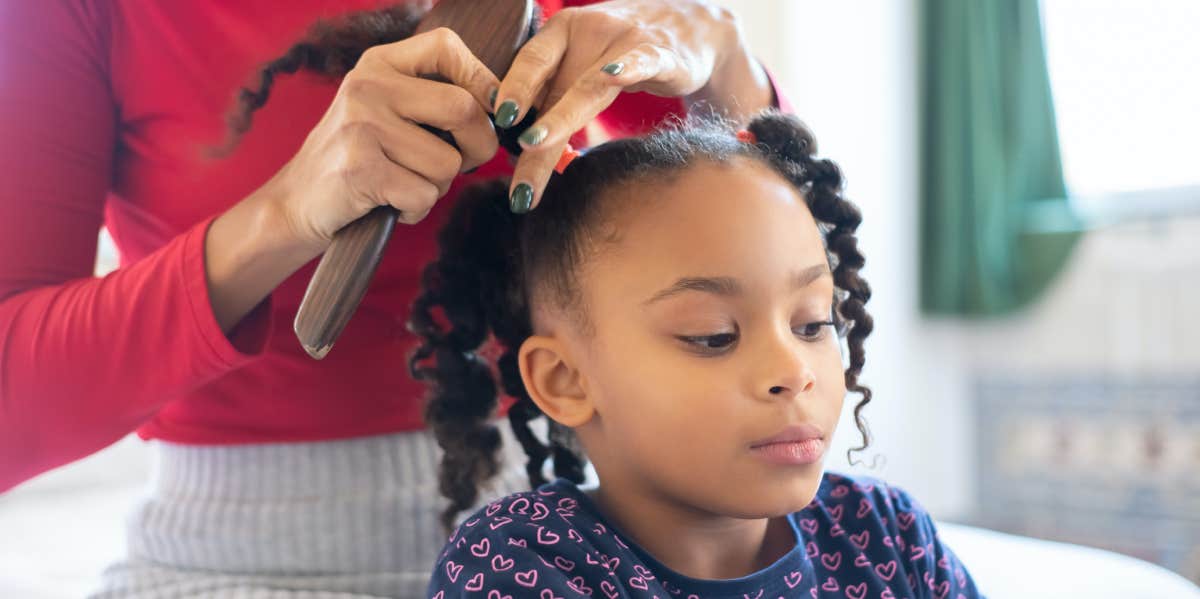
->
<box><xmin>0</xmin><ymin>1</ymin><xmax>272</xmax><ymax>492</ymax></box>
<box><xmin>886</xmin><ymin>485</ymin><xmax>985</xmax><ymax>599</ymax></box>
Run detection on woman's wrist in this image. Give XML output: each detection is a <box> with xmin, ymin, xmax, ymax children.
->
<box><xmin>684</xmin><ymin>11</ymin><xmax>774</xmax><ymax>125</ymax></box>
<box><xmin>204</xmin><ymin>185</ymin><xmax>319</xmax><ymax>334</ymax></box>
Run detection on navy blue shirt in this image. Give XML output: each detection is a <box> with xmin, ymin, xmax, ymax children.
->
<box><xmin>428</xmin><ymin>471</ymin><xmax>984</xmax><ymax>598</ymax></box>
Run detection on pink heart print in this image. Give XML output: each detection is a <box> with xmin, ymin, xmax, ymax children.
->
<box><xmin>486</xmin><ymin>591</ymin><xmax>511</xmax><ymax>599</ymax></box>
<box><xmin>470</xmin><ymin>538</ymin><xmax>490</xmax><ymax>557</ymax></box>
<box><xmin>465</xmin><ymin>572</ymin><xmax>484</xmax><ymax>592</ymax></box>
<box><xmin>540</xmin><ymin>589</ymin><xmax>563</xmax><ymax>599</ymax></box>
<box><xmin>854</xmin><ymin>553</ymin><xmax>871</xmax><ymax>567</ymax></box>
<box><xmin>820</xmin><ymin>551</ymin><xmax>842</xmax><ymax>570</ymax></box>
<box><xmin>536</xmin><ymin>527</ymin><xmax>560</xmax><ymax>545</ymax></box>
<box><xmin>850</xmin><ymin>530</ymin><xmax>870</xmax><ymax>550</ymax></box>
<box><xmin>554</xmin><ymin>556</ymin><xmax>575</xmax><ymax>572</ymax></box>
<box><xmin>821</xmin><ymin>576</ymin><xmax>840</xmax><ymax>592</ymax></box>
<box><xmin>445</xmin><ymin>561</ymin><xmax>463</xmax><ymax>583</ymax></box>
<box><xmin>514</xmin><ymin>569</ymin><xmax>538</xmax><ymax>588</ymax></box>
<box><xmin>509</xmin><ymin>497</ymin><xmax>530</xmax><ymax>515</ymax></box>
<box><xmin>875</xmin><ymin>560</ymin><xmax>898</xmax><ymax>581</ymax></box>
<box><xmin>784</xmin><ymin>571</ymin><xmax>803</xmax><ymax>588</ymax></box>
<box><xmin>845</xmin><ymin>582</ymin><xmax>868</xmax><ymax>599</ymax></box>
<box><xmin>829</xmin><ymin>504</ymin><xmax>844</xmax><ymax>522</ymax></box>
<box><xmin>800</xmin><ymin>519</ymin><xmax>819</xmax><ymax>535</ymax></box>
<box><xmin>491</xmin><ymin>554</ymin><xmax>514</xmax><ymax>572</ymax></box>
<box><xmin>857</xmin><ymin>498</ymin><xmax>874</xmax><ymax>518</ymax></box>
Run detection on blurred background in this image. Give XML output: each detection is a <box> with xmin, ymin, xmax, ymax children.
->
<box><xmin>1</xmin><ymin>0</ymin><xmax>1197</xmax><ymax>597</ymax></box>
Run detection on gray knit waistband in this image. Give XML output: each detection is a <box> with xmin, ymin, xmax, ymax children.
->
<box><xmin>121</xmin><ymin>424</ymin><xmax>533</xmax><ymax>579</ymax></box>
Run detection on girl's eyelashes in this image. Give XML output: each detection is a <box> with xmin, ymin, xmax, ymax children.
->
<box><xmin>794</xmin><ymin>320</ymin><xmax>837</xmax><ymax>341</ymax></box>
<box><xmin>675</xmin><ymin>320</ymin><xmax>838</xmax><ymax>356</ymax></box>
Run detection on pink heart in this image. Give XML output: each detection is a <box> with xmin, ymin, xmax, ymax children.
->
<box><xmin>829</xmin><ymin>504</ymin><xmax>844</xmax><ymax>521</ymax></box>
<box><xmin>531</xmin><ymin>502</ymin><xmax>550</xmax><ymax>521</ymax></box>
<box><xmin>857</xmin><ymin>498</ymin><xmax>873</xmax><ymax>518</ymax></box>
<box><xmin>537</xmin><ymin>527</ymin><xmax>560</xmax><ymax>545</ymax></box>
<box><xmin>911</xmin><ymin>545</ymin><xmax>927</xmax><ymax>561</ymax></box>
<box><xmin>882</xmin><ymin>536</ymin><xmax>894</xmax><ymax>548</ymax></box>
<box><xmin>830</xmin><ymin>523</ymin><xmax>847</xmax><ymax>537</ymax></box>
<box><xmin>821</xmin><ymin>551</ymin><xmax>843</xmax><ymax>570</ymax></box>
<box><xmin>465</xmin><ymin>572</ymin><xmax>484</xmax><ymax>592</ymax></box>
<box><xmin>464</xmin><ymin>518</ymin><xmax>480</xmax><ymax>528</ymax></box>
<box><xmin>850</xmin><ymin>530</ymin><xmax>870</xmax><ymax>550</ymax></box>
<box><xmin>898</xmin><ymin>512</ymin><xmax>916</xmax><ymax>531</ymax></box>
<box><xmin>487</xmin><ymin>591</ymin><xmax>511</xmax><ymax>599</ymax></box>
<box><xmin>634</xmin><ymin>565</ymin><xmax>654</xmax><ymax>579</ymax></box>
<box><xmin>514</xmin><ymin>569</ymin><xmax>538</xmax><ymax>588</ymax></box>
<box><xmin>558</xmin><ymin>498</ymin><xmax>578</xmax><ymax>510</ymax></box>
<box><xmin>784</xmin><ymin>570</ymin><xmax>803</xmax><ymax>588</ymax></box>
<box><xmin>854</xmin><ymin>553</ymin><xmax>871</xmax><ymax>567</ymax></box>
<box><xmin>540</xmin><ymin>590</ymin><xmax>562</xmax><ymax>599</ymax></box>
<box><xmin>568</xmin><ymin>576</ymin><xmax>593</xmax><ymax>596</ymax></box>
<box><xmin>489</xmin><ymin>516</ymin><xmax>512</xmax><ymax>530</ymax></box>
<box><xmin>486</xmin><ymin>502</ymin><xmax>502</xmax><ymax>517</ymax></box>
<box><xmin>935</xmin><ymin>581</ymin><xmax>950</xmax><ymax>599</ymax></box>
<box><xmin>875</xmin><ymin>560</ymin><xmax>897</xmax><ymax>581</ymax></box>
<box><xmin>568</xmin><ymin>529</ymin><xmax>584</xmax><ymax>543</ymax></box>
<box><xmin>509</xmin><ymin>497</ymin><xmax>530</xmax><ymax>515</ymax></box>
<box><xmin>831</xmin><ymin>484</ymin><xmax>850</xmax><ymax>498</ymax></box>
<box><xmin>471</xmin><ymin>538</ymin><xmax>490</xmax><ymax>557</ymax></box>
<box><xmin>445</xmin><ymin>561</ymin><xmax>463</xmax><ymax>583</ymax></box>
<box><xmin>554</xmin><ymin>556</ymin><xmax>575</xmax><ymax>571</ymax></box>
<box><xmin>629</xmin><ymin>575</ymin><xmax>649</xmax><ymax>590</ymax></box>
<box><xmin>845</xmin><ymin>582</ymin><xmax>868</xmax><ymax>599</ymax></box>
<box><xmin>881</xmin><ymin>590</ymin><xmax>895</xmax><ymax>599</ymax></box>
<box><xmin>604</xmin><ymin>556</ymin><xmax>621</xmax><ymax>571</ymax></box>
<box><xmin>491</xmin><ymin>554</ymin><xmax>514</xmax><ymax>572</ymax></box>
<box><xmin>593</xmin><ymin>523</ymin><xmax>608</xmax><ymax>535</ymax></box>
<box><xmin>806</xmin><ymin>541</ymin><xmax>819</xmax><ymax>558</ymax></box>
<box><xmin>800</xmin><ymin>519</ymin><xmax>819</xmax><ymax>535</ymax></box>
<box><xmin>601</xmin><ymin>580</ymin><xmax>619</xmax><ymax>599</ymax></box>
<box><xmin>507</xmin><ymin>538</ymin><xmax>527</xmax><ymax>548</ymax></box>
<box><xmin>821</xmin><ymin>576</ymin><xmax>841</xmax><ymax>592</ymax></box>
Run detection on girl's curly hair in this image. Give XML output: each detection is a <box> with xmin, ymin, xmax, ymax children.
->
<box><xmin>408</xmin><ymin>111</ymin><xmax>875</xmax><ymax>531</ymax></box>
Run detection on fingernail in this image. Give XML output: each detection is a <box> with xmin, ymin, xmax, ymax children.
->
<box><xmin>519</xmin><ymin>125</ymin><xmax>548</xmax><ymax>147</ymax></box>
<box><xmin>494</xmin><ymin>100</ymin><xmax>520</xmax><ymax>129</ymax></box>
<box><xmin>488</xmin><ymin>88</ymin><xmax>498</xmax><ymax>110</ymax></box>
<box><xmin>601</xmin><ymin>62</ymin><xmax>625</xmax><ymax>76</ymax></box>
<box><xmin>510</xmin><ymin>183</ymin><xmax>533</xmax><ymax>213</ymax></box>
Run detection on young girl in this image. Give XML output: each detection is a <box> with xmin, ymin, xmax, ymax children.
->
<box><xmin>411</xmin><ymin>111</ymin><xmax>983</xmax><ymax>598</ymax></box>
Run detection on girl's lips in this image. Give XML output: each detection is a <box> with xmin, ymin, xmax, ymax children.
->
<box><xmin>750</xmin><ymin>423</ymin><xmax>826</xmax><ymax>465</ymax></box>
<box><xmin>750</xmin><ymin>438</ymin><xmax>825</xmax><ymax>465</ymax></box>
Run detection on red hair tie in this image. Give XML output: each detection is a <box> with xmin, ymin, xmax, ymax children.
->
<box><xmin>736</xmin><ymin>129</ymin><xmax>757</xmax><ymax>144</ymax></box>
<box><xmin>554</xmin><ymin>143</ymin><xmax>582</xmax><ymax>174</ymax></box>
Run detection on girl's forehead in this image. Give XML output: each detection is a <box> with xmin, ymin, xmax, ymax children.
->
<box><xmin>584</xmin><ymin>160</ymin><xmax>828</xmax><ymax>293</ymax></box>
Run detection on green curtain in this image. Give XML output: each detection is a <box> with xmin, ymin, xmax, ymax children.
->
<box><xmin>919</xmin><ymin>0</ymin><xmax>1082</xmax><ymax>316</ymax></box>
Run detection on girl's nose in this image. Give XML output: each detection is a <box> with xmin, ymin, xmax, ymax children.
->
<box><xmin>757</xmin><ymin>336</ymin><xmax>817</xmax><ymax>400</ymax></box>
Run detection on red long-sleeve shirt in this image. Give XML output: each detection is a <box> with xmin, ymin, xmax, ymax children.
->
<box><xmin>0</xmin><ymin>0</ymin><xmax>792</xmax><ymax>492</ymax></box>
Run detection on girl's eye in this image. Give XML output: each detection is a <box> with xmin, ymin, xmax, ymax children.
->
<box><xmin>677</xmin><ymin>332</ymin><xmax>738</xmax><ymax>353</ymax></box>
<box><xmin>795</xmin><ymin>321</ymin><xmax>836</xmax><ymax>341</ymax></box>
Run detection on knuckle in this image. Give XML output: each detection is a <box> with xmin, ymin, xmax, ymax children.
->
<box><xmin>431</xmin><ymin>26</ymin><xmax>463</xmax><ymax>49</ymax></box>
<box><xmin>444</xmin><ymin>88</ymin><xmax>480</xmax><ymax>125</ymax></box>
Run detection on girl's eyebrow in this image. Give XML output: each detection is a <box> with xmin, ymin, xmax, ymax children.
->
<box><xmin>642</xmin><ymin>264</ymin><xmax>831</xmax><ymax>305</ymax></box>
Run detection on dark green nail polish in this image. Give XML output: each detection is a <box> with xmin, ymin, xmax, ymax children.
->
<box><xmin>488</xmin><ymin>88</ymin><xmax>498</xmax><ymax>110</ymax></box>
<box><xmin>495</xmin><ymin>100</ymin><xmax>520</xmax><ymax>129</ymax></box>
<box><xmin>510</xmin><ymin>183</ymin><xmax>533</xmax><ymax>213</ymax></box>
<box><xmin>601</xmin><ymin>62</ymin><xmax>625</xmax><ymax>76</ymax></box>
<box><xmin>519</xmin><ymin>125</ymin><xmax>547</xmax><ymax>146</ymax></box>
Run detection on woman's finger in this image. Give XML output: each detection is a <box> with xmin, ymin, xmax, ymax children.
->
<box><xmin>507</xmin><ymin>44</ymin><xmax>668</xmax><ymax>212</ymax></box>
<box><xmin>363</xmin><ymin>27</ymin><xmax>502</xmax><ymax>112</ymax></box>
<box><xmin>490</xmin><ymin>15</ymin><xmax>570</xmax><ymax>129</ymax></box>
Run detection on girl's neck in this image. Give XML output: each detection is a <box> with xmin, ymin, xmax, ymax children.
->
<box><xmin>586</xmin><ymin>480</ymin><xmax>797</xmax><ymax>580</ymax></box>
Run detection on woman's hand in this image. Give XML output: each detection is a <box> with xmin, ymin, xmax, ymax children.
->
<box><xmin>490</xmin><ymin>0</ymin><xmax>771</xmax><ymax>212</ymax></box>
<box><xmin>205</xmin><ymin>28</ymin><xmax>503</xmax><ymax>333</ymax></box>
<box><xmin>264</xmin><ymin>27</ymin><xmax>502</xmax><ymax>254</ymax></box>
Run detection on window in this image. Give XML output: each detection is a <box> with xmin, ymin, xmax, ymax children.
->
<box><xmin>1041</xmin><ymin>0</ymin><xmax>1200</xmax><ymax>220</ymax></box>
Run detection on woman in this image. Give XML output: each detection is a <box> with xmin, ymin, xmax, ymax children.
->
<box><xmin>0</xmin><ymin>0</ymin><xmax>791</xmax><ymax>596</ymax></box>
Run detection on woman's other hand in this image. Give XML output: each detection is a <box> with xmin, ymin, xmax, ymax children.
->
<box><xmin>491</xmin><ymin>0</ymin><xmax>771</xmax><ymax>212</ymax></box>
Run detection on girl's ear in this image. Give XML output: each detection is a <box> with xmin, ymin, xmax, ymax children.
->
<box><xmin>517</xmin><ymin>335</ymin><xmax>594</xmax><ymax>428</ymax></box>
